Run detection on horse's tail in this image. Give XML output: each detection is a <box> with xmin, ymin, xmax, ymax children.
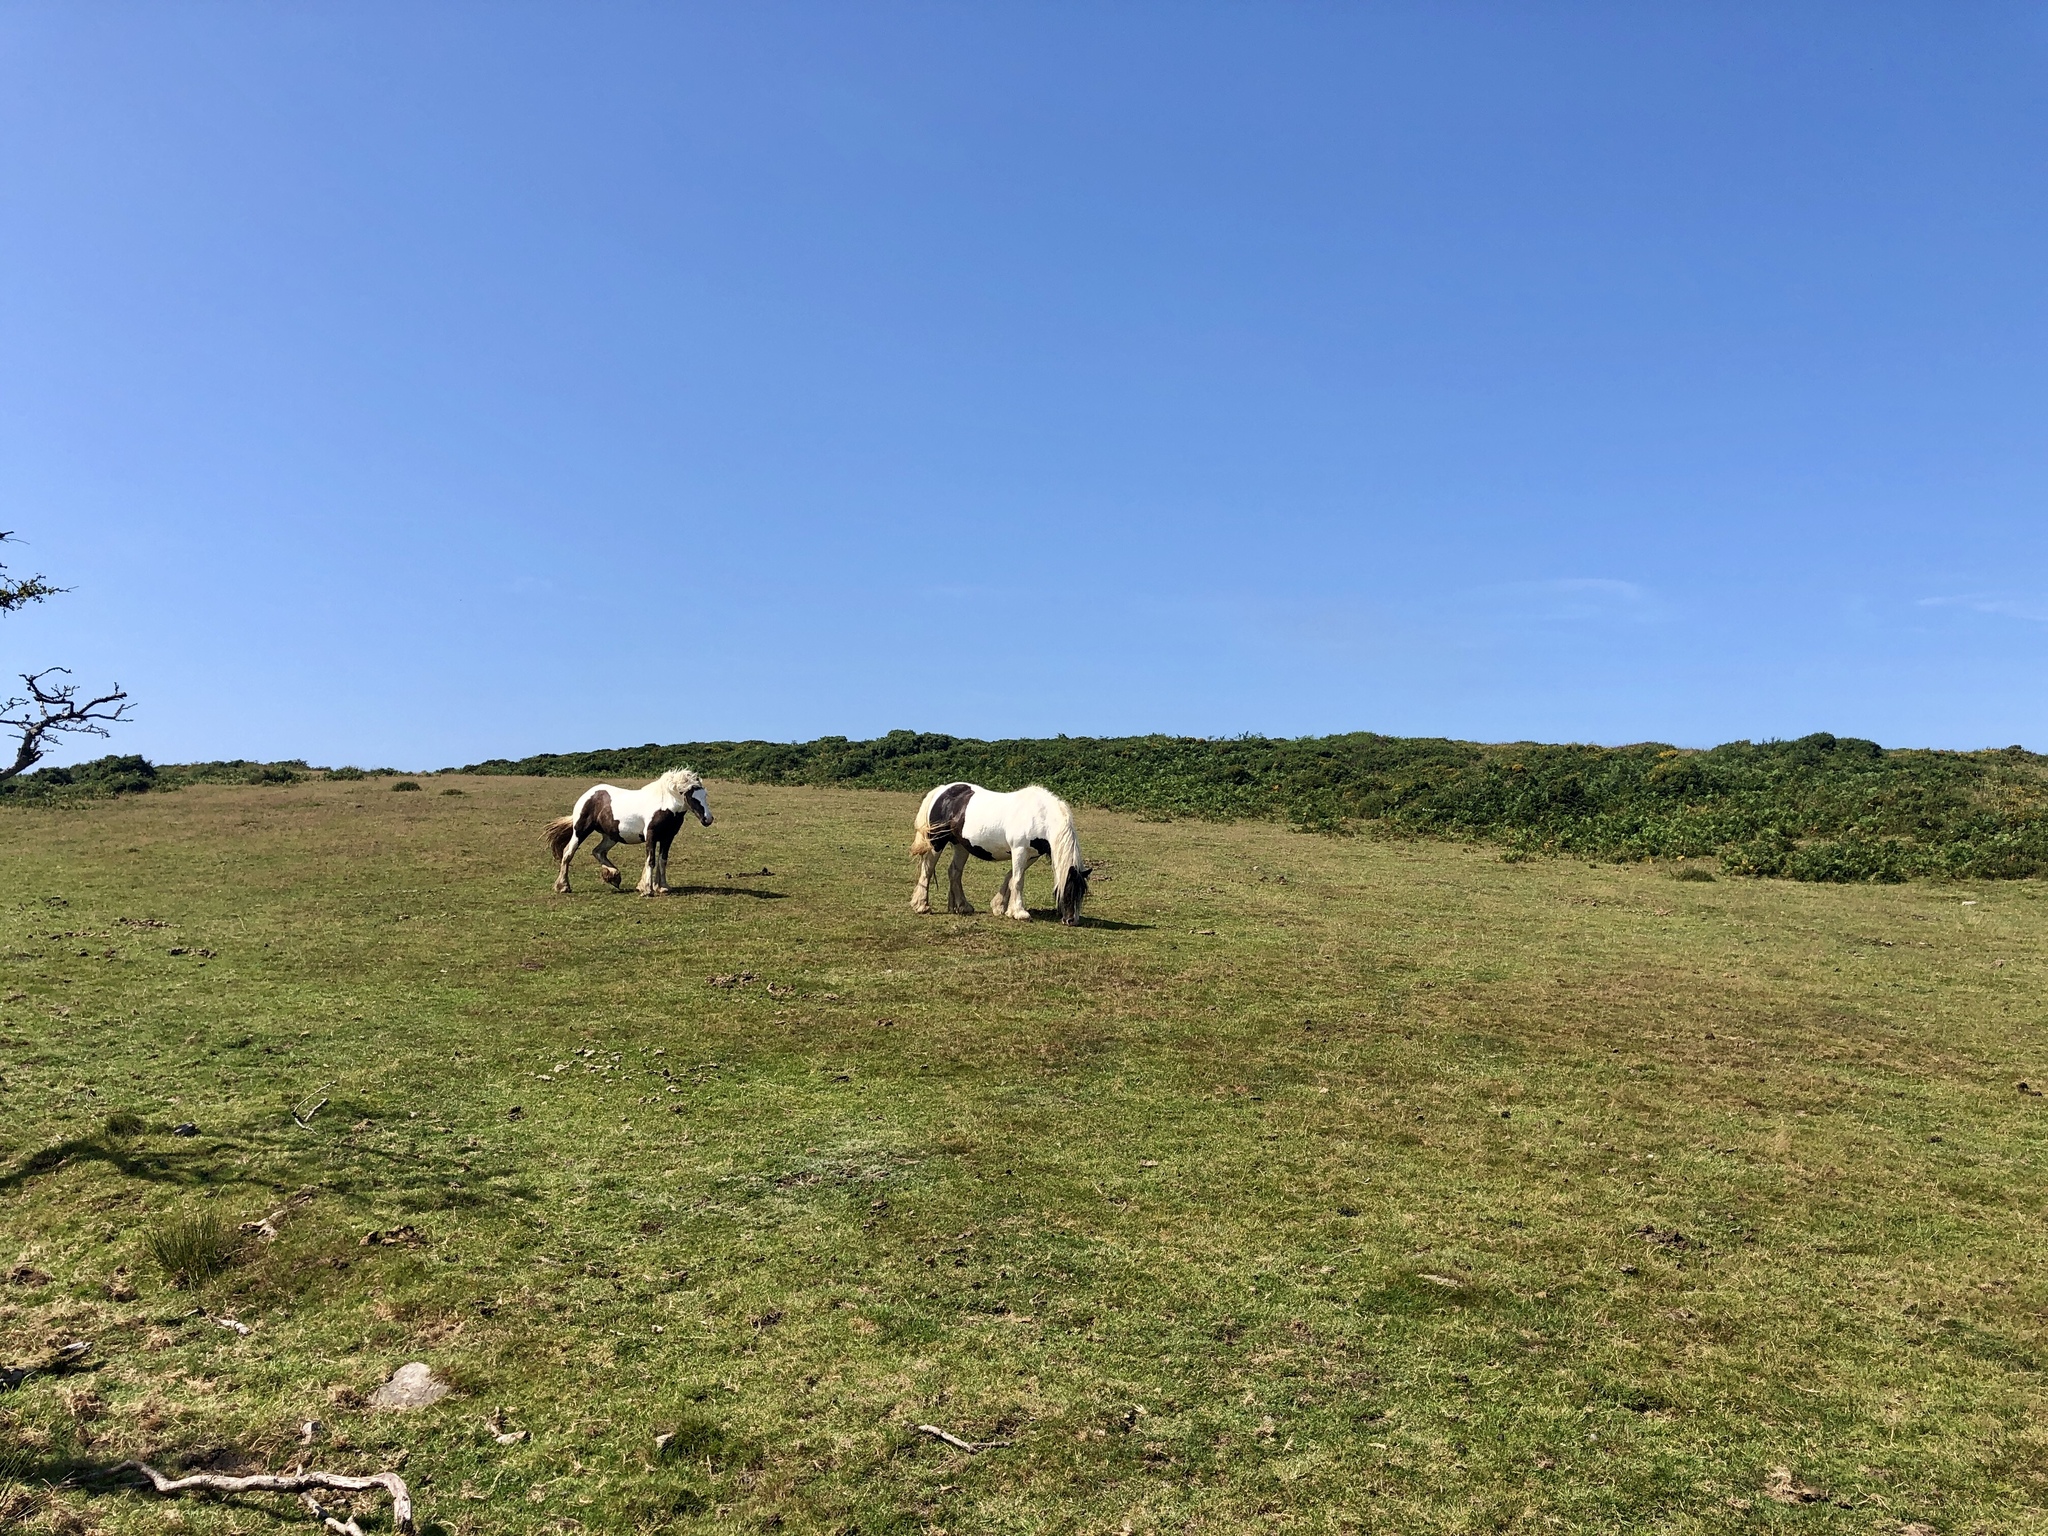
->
<box><xmin>545</xmin><ymin>816</ymin><xmax>579</xmax><ymax>861</ymax></box>
<box><xmin>1050</xmin><ymin>797</ymin><xmax>1089</xmax><ymax>925</ymax></box>
<box><xmin>909</xmin><ymin>783</ymin><xmax>945</xmax><ymax>858</ymax></box>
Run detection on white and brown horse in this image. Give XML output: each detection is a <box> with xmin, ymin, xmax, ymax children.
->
<box><xmin>545</xmin><ymin>768</ymin><xmax>712</xmax><ymax>895</ymax></box>
<box><xmin>910</xmin><ymin>782</ymin><xmax>1090</xmax><ymax>923</ymax></box>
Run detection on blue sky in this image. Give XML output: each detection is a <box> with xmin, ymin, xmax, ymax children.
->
<box><xmin>4</xmin><ymin>4</ymin><xmax>2045</xmax><ymax>768</ymax></box>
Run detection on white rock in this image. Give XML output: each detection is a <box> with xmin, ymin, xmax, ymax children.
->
<box><xmin>368</xmin><ymin>1361</ymin><xmax>449</xmax><ymax>1410</ymax></box>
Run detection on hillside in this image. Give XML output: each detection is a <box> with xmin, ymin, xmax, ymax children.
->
<box><xmin>2</xmin><ymin>775</ymin><xmax>2044</xmax><ymax>1532</ymax></box>
<box><xmin>464</xmin><ymin>730</ymin><xmax>2048</xmax><ymax>882</ymax></box>
<box><xmin>15</xmin><ymin>729</ymin><xmax>2048</xmax><ymax>881</ymax></box>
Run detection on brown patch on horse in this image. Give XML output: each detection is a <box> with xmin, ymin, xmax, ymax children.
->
<box><xmin>647</xmin><ymin>807</ymin><xmax>684</xmax><ymax>856</ymax></box>
<box><xmin>579</xmin><ymin>789</ymin><xmax>621</xmax><ymax>841</ymax></box>
<box><xmin>923</xmin><ymin>783</ymin><xmax>974</xmax><ymax>853</ymax></box>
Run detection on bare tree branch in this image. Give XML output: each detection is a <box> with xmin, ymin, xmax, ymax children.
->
<box><xmin>1</xmin><ymin>668</ymin><xmax>133</xmax><ymax>782</ymax></box>
<box><xmin>112</xmin><ymin>1461</ymin><xmax>414</xmax><ymax>1533</ymax></box>
<box><xmin>0</xmin><ymin>532</ymin><xmax>65</xmax><ymax>614</ymax></box>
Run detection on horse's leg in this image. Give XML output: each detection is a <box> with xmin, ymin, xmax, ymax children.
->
<box><xmin>593</xmin><ymin>836</ymin><xmax>623</xmax><ymax>889</ymax></box>
<box><xmin>555</xmin><ymin>831</ymin><xmax>581</xmax><ymax>893</ymax></box>
<box><xmin>911</xmin><ymin>849</ymin><xmax>938</xmax><ymax>913</ymax></box>
<box><xmin>641</xmin><ymin>828</ymin><xmax>677</xmax><ymax>896</ymax></box>
<box><xmin>947</xmin><ymin>844</ymin><xmax>974</xmax><ymax>915</ymax></box>
<box><xmin>1001</xmin><ymin>845</ymin><xmax>1033</xmax><ymax>919</ymax></box>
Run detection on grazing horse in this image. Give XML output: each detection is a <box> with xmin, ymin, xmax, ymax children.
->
<box><xmin>545</xmin><ymin>769</ymin><xmax>713</xmax><ymax>896</ymax></box>
<box><xmin>910</xmin><ymin>782</ymin><xmax>1090</xmax><ymax>924</ymax></box>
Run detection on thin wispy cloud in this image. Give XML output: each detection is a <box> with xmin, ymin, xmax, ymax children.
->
<box><xmin>1474</xmin><ymin>578</ymin><xmax>1663</xmax><ymax>624</ymax></box>
<box><xmin>1916</xmin><ymin>595</ymin><xmax>2048</xmax><ymax>624</ymax></box>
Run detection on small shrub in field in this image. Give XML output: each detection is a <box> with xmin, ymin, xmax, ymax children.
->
<box><xmin>1671</xmin><ymin>865</ymin><xmax>1716</xmax><ymax>882</ymax></box>
<box><xmin>392</xmin><ymin>780</ymin><xmax>422</xmax><ymax>793</ymax></box>
<box><xmin>441</xmin><ymin>787</ymin><xmax>465</xmax><ymax>796</ymax></box>
<box><xmin>145</xmin><ymin>1211</ymin><xmax>242</xmax><ymax>1287</ymax></box>
<box><xmin>101</xmin><ymin>1110</ymin><xmax>145</xmax><ymax>1137</ymax></box>
<box><xmin>326</xmin><ymin>766</ymin><xmax>367</xmax><ymax>781</ymax></box>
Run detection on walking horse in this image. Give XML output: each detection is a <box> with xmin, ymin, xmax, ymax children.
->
<box><xmin>545</xmin><ymin>768</ymin><xmax>712</xmax><ymax>895</ymax></box>
<box><xmin>910</xmin><ymin>782</ymin><xmax>1090</xmax><ymax>923</ymax></box>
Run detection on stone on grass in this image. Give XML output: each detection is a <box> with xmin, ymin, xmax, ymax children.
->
<box><xmin>369</xmin><ymin>1361</ymin><xmax>449</xmax><ymax>1411</ymax></box>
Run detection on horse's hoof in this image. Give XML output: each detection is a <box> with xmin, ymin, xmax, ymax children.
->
<box><xmin>554</xmin><ymin>883</ymin><xmax>570</xmax><ymax>894</ymax></box>
<box><xmin>1010</xmin><ymin>910</ymin><xmax>1032</xmax><ymax>921</ymax></box>
<box><xmin>911</xmin><ymin>901</ymin><xmax>931</xmax><ymax>915</ymax></box>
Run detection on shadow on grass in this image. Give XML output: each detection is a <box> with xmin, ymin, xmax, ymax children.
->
<box><xmin>1026</xmin><ymin>909</ymin><xmax>1152</xmax><ymax>930</ymax></box>
<box><xmin>667</xmin><ymin>884</ymin><xmax>789</xmax><ymax>900</ymax></box>
<box><xmin>0</xmin><ymin>1134</ymin><xmax>217</xmax><ymax>1196</ymax></box>
<box><xmin>1</xmin><ymin>1117</ymin><xmax>533</xmax><ymax>1224</ymax></box>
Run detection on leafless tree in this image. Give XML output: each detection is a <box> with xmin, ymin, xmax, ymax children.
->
<box><xmin>0</xmin><ymin>532</ymin><xmax>131</xmax><ymax>783</ymax></box>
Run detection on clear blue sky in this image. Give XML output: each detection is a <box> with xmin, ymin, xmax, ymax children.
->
<box><xmin>4</xmin><ymin>4</ymin><xmax>2045</xmax><ymax>768</ymax></box>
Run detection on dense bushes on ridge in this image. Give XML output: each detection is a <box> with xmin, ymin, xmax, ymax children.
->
<box><xmin>15</xmin><ymin>731</ymin><xmax>2048</xmax><ymax>882</ymax></box>
<box><xmin>462</xmin><ymin>729</ymin><xmax>2048</xmax><ymax>883</ymax></box>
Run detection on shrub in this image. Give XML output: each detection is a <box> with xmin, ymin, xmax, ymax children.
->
<box><xmin>144</xmin><ymin>1211</ymin><xmax>242</xmax><ymax>1287</ymax></box>
<box><xmin>392</xmin><ymin>780</ymin><xmax>422</xmax><ymax>792</ymax></box>
<box><xmin>459</xmin><ymin>729</ymin><xmax>2048</xmax><ymax>883</ymax></box>
<box><xmin>326</xmin><ymin>766</ymin><xmax>367</xmax><ymax>781</ymax></box>
<box><xmin>440</xmin><ymin>787</ymin><xmax>465</xmax><ymax>796</ymax></box>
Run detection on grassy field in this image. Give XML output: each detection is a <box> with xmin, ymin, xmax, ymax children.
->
<box><xmin>3</xmin><ymin>775</ymin><xmax>2047</xmax><ymax>1534</ymax></box>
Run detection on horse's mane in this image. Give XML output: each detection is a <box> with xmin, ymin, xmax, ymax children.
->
<box><xmin>649</xmin><ymin>767</ymin><xmax>703</xmax><ymax>795</ymax></box>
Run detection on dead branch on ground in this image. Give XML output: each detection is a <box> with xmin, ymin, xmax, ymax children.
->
<box><xmin>915</xmin><ymin>1423</ymin><xmax>1013</xmax><ymax>1453</ymax></box>
<box><xmin>115</xmin><ymin>1461</ymin><xmax>413</xmax><ymax>1532</ymax></box>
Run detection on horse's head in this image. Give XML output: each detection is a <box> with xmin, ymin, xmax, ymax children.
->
<box><xmin>661</xmin><ymin>768</ymin><xmax>713</xmax><ymax>826</ymax></box>
<box><xmin>1057</xmin><ymin>863</ymin><xmax>1091</xmax><ymax>926</ymax></box>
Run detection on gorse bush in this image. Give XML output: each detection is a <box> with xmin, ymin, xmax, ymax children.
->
<box><xmin>0</xmin><ymin>755</ymin><xmax>311</xmax><ymax>804</ymax></box>
<box><xmin>464</xmin><ymin>729</ymin><xmax>2048</xmax><ymax>883</ymax></box>
<box><xmin>144</xmin><ymin>1210</ymin><xmax>242</xmax><ymax>1287</ymax></box>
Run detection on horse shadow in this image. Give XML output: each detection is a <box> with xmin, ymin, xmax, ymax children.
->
<box><xmin>661</xmin><ymin>885</ymin><xmax>788</xmax><ymax>900</ymax></box>
<box><xmin>1030</xmin><ymin>910</ymin><xmax>1151</xmax><ymax>930</ymax></box>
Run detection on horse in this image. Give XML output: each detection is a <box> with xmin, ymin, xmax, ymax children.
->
<box><xmin>910</xmin><ymin>782</ymin><xmax>1090</xmax><ymax>924</ymax></box>
<box><xmin>545</xmin><ymin>768</ymin><xmax>713</xmax><ymax>896</ymax></box>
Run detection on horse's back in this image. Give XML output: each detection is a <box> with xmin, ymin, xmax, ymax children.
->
<box><xmin>576</xmin><ymin>782</ymin><xmax>650</xmax><ymax>842</ymax></box>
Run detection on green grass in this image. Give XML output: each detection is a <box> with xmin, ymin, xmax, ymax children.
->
<box><xmin>20</xmin><ymin>722</ymin><xmax>2048</xmax><ymax>881</ymax></box>
<box><xmin>142</xmin><ymin>1211</ymin><xmax>244</xmax><ymax>1288</ymax></box>
<box><xmin>462</xmin><ymin>727</ymin><xmax>2048</xmax><ymax>880</ymax></box>
<box><xmin>3</xmin><ymin>776</ymin><xmax>2047</xmax><ymax>1533</ymax></box>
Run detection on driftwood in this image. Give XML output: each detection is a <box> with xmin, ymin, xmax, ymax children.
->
<box><xmin>115</xmin><ymin>1461</ymin><xmax>413</xmax><ymax>1533</ymax></box>
<box><xmin>915</xmin><ymin>1423</ymin><xmax>1012</xmax><ymax>1453</ymax></box>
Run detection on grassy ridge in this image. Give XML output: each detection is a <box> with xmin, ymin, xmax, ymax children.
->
<box><xmin>462</xmin><ymin>730</ymin><xmax>2048</xmax><ymax>882</ymax></box>
<box><xmin>17</xmin><ymin>730</ymin><xmax>2048</xmax><ymax>881</ymax></box>
<box><xmin>5</xmin><ymin>776</ymin><xmax>2048</xmax><ymax>1533</ymax></box>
